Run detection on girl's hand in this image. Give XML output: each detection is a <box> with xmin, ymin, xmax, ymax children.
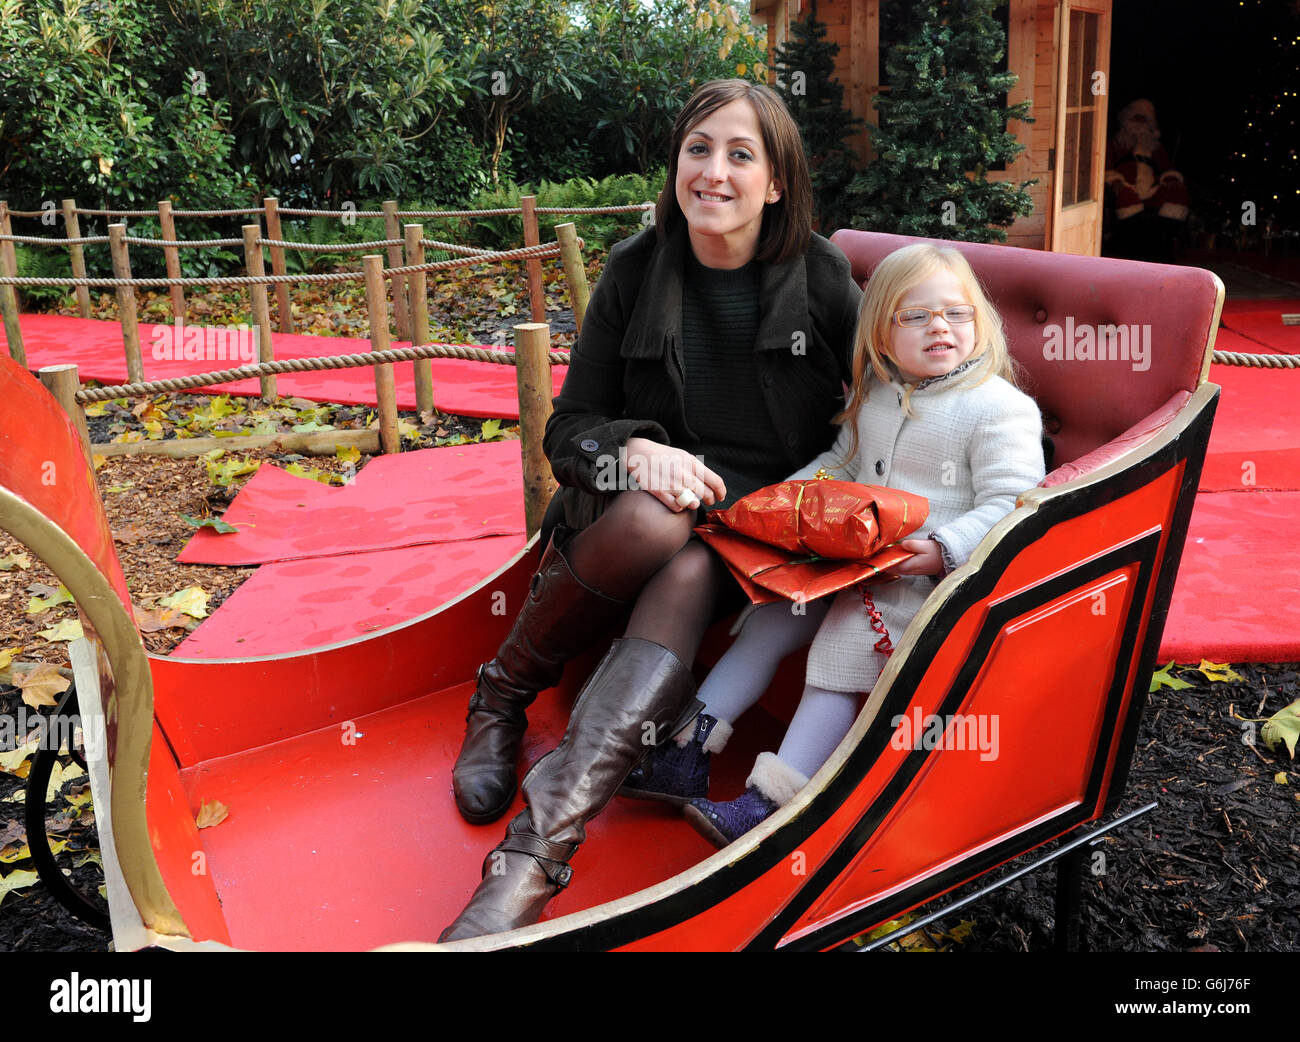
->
<box><xmin>624</xmin><ymin>437</ymin><xmax>727</xmax><ymax>513</ymax></box>
<box><xmin>885</xmin><ymin>538</ymin><xmax>944</xmax><ymax>576</ymax></box>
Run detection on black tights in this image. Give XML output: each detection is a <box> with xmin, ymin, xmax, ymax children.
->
<box><xmin>563</xmin><ymin>491</ymin><xmax>732</xmax><ymax>668</ymax></box>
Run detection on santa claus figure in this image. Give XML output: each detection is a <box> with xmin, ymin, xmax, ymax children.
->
<box><xmin>1105</xmin><ymin>99</ymin><xmax>1190</xmax><ymax>261</ymax></box>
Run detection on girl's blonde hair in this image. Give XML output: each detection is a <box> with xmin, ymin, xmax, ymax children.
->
<box><xmin>835</xmin><ymin>243</ymin><xmax>1018</xmax><ymax>461</ymax></box>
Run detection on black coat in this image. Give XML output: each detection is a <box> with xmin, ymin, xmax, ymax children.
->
<box><xmin>543</xmin><ymin>224</ymin><xmax>862</xmax><ymax>502</ymax></box>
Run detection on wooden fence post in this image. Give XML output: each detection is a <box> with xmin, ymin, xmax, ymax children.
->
<box><xmin>514</xmin><ymin>322</ymin><xmax>557</xmax><ymax>538</ymax></box>
<box><xmin>107</xmin><ymin>223</ymin><xmax>144</xmax><ymax>383</ymax></box>
<box><xmin>520</xmin><ymin>195</ymin><xmax>546</xmax><ymax>324</ymax></box>
<box><xmin>363</xmin><ymin>255</ymin><xmax>400</xmax><ymax>455</ymax></box>
<box><xmin>404</xmin><ymin>223</ymin><xmax>434</xmax><ymax>415</ymax></box>
<box><xmin>62</xmin><ymin>199</ymin><xmax>92</xmax><ymax>318</ymax></box>
<box><xmin>382</xmin><ymin>200</ymin><xmax>410</xmax><ymax>341</ymax></box>
<box><xmin>38</xmin><ymin>364</ymin><xmax>93</xmax><ymax>462</ymax></box>
<box><xmin>157</xmin><ymin>199</ymin><xmax>186</xmax><ymax>321</ymax></box>
<box><xmin>263</xmin><ymin>197</ymin><xmax>293</xmax><ymax>333</ymax></box>
<box><xmin>555</xmin><ymin>222</ymin><xmax>589</xmax><ymax>334</ymax></box>
<box><xmin>0</xmin><ymin>202</ymin><xmax>23</xmax><ymax>366</ymax></box>
<box><xmin>241</xmin><ymin>224</ymin><xmax>276</xmax><ymax>401</ymax></box>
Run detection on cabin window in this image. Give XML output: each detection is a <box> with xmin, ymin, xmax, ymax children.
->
<box><xmin>1060</xmin><ymin>8</ymin><xmax>1102</xmax><ymax>206</ymax></box>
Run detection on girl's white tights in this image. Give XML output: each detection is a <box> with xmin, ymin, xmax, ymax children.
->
<box><xmin>698</xmin><ymin>599</ymin><xmax>861</xmax><ymax>778</ymax></box>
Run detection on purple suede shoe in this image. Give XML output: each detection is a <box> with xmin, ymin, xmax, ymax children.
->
<box><xmin>684</xmin><ymin>787</ymin><xmax>778</xmax><ymax>849</ymax></box>
<box><xmin>620</xmin><ymin>713</ymin><xmax>719</xmax><ymax>807</ymax></box>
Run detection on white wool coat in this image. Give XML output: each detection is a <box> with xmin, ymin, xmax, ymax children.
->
<box><xmin>787</xmin><ymin>359</ymin><xmax>1045</xmax><ymax>692</ymax></box>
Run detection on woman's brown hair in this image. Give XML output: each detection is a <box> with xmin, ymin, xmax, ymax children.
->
<box><xmin>655</xmin><ymin>79</ymin><xmax>813</xmax><ymax>264</ymax></box>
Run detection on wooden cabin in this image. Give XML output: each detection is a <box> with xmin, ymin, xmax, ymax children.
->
<box><xmin>751</xmin><ymin>0</ymin><xmax>1113</xmax><ymax>255</ymax></box>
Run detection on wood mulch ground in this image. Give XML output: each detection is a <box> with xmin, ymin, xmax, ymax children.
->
<box><xmin>1</xmin><ymin>254</ymin><xmax>1296</xmax><ymax>952</ymax></box>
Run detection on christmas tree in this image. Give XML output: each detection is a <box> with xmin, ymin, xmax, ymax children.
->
<box><xmin>773</xmin><ymin>12</ymin><xmax>863</xmax><ymax>233</ymax></box>
<box><xmin>852</xmin><ymin>0</ymin><xmax>1034</xmax><ymax>243</ymax></box>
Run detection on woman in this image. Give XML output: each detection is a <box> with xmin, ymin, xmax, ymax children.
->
<box><xmin>441</xmin><ymin>79</ymin><xmax>862</xmax><ymax>941</ymax></box>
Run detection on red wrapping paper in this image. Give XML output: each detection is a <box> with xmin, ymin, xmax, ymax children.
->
<box><xmin>695</xmin><ymin>480</ymin><xmax>929</xmax><ymax>605</ymax></box>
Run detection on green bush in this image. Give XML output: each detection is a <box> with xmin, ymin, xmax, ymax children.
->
<box><xmin>460</xmin><ymin>172</ymin><xmax>665</xmax><ymax>253</ymax></box>
<box><xmin>13</xmin><ymin>244</ymin><xmax>76</xmax><ymax>310</ymax></box>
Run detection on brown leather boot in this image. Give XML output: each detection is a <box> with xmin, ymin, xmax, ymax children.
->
<box><xmin>452</xmin><ymin>529</ymin><xmax>626</xmax><ymax>824</ymax></box>
<box><xmin>440</xmin><ymin>638</ymin><xmax>698</xmax><ymax>941</ymax></box>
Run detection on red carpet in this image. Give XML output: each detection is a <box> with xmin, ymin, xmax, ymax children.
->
<box><xmin>174</xmin><ymin>535</ymin><xmax>526</xmax><ymax>658</ymax></box>
<box><xmin>1203</xmin><ymin>352</ymin><xmax>1300</xmax><ymax>492</ymax></box>
<box><xmin>1162</xmin><ymin>490</ymin><xmax>1300</xmax><ymax>664</ymax></box>
<box><xmin>3</xmin><ymin>314</ymin><xmax>566</xmax><ymax>419</ymax></box>
<box><xmin>1219</xmin><ymin>298</ymin><xmax>1300</xmax><ymax>353</ymax></box>
<box><xmin>177</xmin><ymin>440</ymin><xmax>526</xmax><ymax>566</ymax></box>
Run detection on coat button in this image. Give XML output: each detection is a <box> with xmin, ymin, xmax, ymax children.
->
<box><xmin>579</xmin><ymin>439</ymin><xmax>599</xmax><ymax>452</ymax></box>
<box><xmin>762</xmin><ymin>373</ymin><xmax>773</xmax><ymax>388</ymax></box>
<box><xmin>786</xmin><ymin>432</ymin><xmax>800</xmax><ymax>448</ymax></box>
<box><xmin>875</xmin><ymin>460</ymin><xmax>885</xmax><ymax>476</ymax></box>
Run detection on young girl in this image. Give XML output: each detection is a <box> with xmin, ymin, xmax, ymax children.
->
<box><xmin>621</xmin><ymin>243</ymin><xmax>1047</xmax><ymax>846</ymax></box>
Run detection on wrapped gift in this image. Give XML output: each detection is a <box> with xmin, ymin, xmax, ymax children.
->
<box><xmin>695</xmin><ymin>478</ymin><xmax>929</xmax><ymax>606</ymax></box>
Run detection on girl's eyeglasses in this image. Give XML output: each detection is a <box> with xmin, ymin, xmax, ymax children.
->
<box><xmin>894</xmin><ymin>304</ymin><xmax>976</xmax><ymax>327</ymax></box>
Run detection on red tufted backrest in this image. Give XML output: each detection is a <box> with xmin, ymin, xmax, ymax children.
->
<box><xmin>829</xmin><ymin>230</ymin><xmax>1221</xmax><ymax>467</ymax></box>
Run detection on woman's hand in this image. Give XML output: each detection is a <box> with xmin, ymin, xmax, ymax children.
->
<box><xmin>885</xmin><ymin>538</ymin><xmax>944</xmax><ymax>576</ymax></box>
<box><xmin>624</xmin><ymin>437</ymin><xmax>727</xmax><ymax>513</ymax></box>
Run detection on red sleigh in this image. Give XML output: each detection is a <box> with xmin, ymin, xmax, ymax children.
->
<box><xmin>2</xmin><ymin>230</ymin><xmax>1220</xmax><ymax>950</ymax></box>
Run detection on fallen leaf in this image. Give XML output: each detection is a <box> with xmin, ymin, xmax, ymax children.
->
<box><xmin>480</xmin><ymin>418</ymin><xmax>503</xmax><ymax>441</ymax></box>
<box><xmin>0</xmin><ymin>869</ymin><xmax>38</xmax><ymax>907</ymax></box>
<box><xmin>1149</xmin><ymin>662</ymin><xmax>1192</xmax><ymax>692</ymax></box>
<box><xmin>135</xmin><ymin>607</ymin><xmax>192</xmax><ymax>633</ymax></box>
<box><xmin>285</xmin><ymin>462</ymin><xmax>335</xmax><ymax>485</ymax></box>
<box><xmin>1261</xmin><ymin>699</ymin><xmax>1300</xmax><ymax>759</ymax></box>
<box><xmin>37</xmin><ymin>619</ymin><xmax>84</xmax><ymax>643</ymax></box>
<box><xmin>14</xmin><ymin>663</ymin><xmax>70</xmax><ymax>709</ymax></box>
<box><xmin>195</xmin><ymin>799</ymin><xmax>229</xmax><ymax>828</ymax></box>
<box><xmin>113</xmin><ymin>522</ymin><xmax>152</xmax><ymax>544</ymax></box>
<box><xmin>179</xmin><ymin>513</ymin><xmax>242</xmax><ymax>535</ymax></box>
<box><xmin>336</xmin><ymin>444</ymin><xmax>361</xmax><ymax>465</ymax></box>
<box><xmin>76</xmin><ymin>849</ymin><xmax>103</xmax><ymax>869</ymax></box>
<box><xmin>1276</xmin><ymin>772</ymin><xmax>1289</xmax><ymax>784</ymax></box>
<box><xmin>0</xmin><ymin>553</ymin><xmax>32</xmax><ymax>571</ymax></box>
<box><xmin>206</xmin><ymin>455</ymin><xmax>260</xmax><ymax>487</ymax></box>
<box><xmin>26</xmin><ymin>585</ymin><xmax>74</xmax><ymax>614</ymax></box>
<box><xmin>159</xmin><ymin>587</ymin><xmax>209</xmax><ymax>620</ymax></box>
<box><xmin>0</xmin><ymin>738</ymin><xmax>39</xmax><ymax>777</ymax></box>
<box><xmin>0</xmin><ymin>646</ymin><xmax>23</xmax><ymax>671</ymax></box>
<box><xmin>0</xmin><ymin>837</ymin><xmax>67</xmax><ymax>864</ymax></box>
<box><xmin>43</xmin><ymin>761</ymin><xmax>85</xmax><ymax>802</ymax></box>
<box><xmin>1194</xmin><ymin>660</ymin><xmax>1245</xmax><ymax>683</ymax></box>
<box><xmin>103</xmin><ymin>482</ymin><xmax>135</xmax><ymax>494</ymax></box>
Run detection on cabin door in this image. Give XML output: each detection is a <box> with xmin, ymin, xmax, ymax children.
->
<box><xmin>1048</xmin><ymin>0</ymin><xmax>1112</xmax><ymax>255</ymax></box>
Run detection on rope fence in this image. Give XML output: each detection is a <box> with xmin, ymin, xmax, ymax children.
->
<box><xmin>74</xmin><ymin>342</ymin><xmax>573</xmax><ymax>403</ymax></box>
<box><xmin>122</xmin><ymin>236</ymin><xmax>246</xmax><ymax>249</ymax></box>
<box><xmin>0</xmin><ymin>241</ymin><xmax>566</xmax><ymax>288</ymax></box>
<box><xmin>0</xmin><ymin>233</ymin><xmax>110</xmax><ymax>246</ymax></box>
<box><xmin>0</xmin><ymin>194</ymin><xmax>611</xmax><ymax>342</ymax></box>
<box><xmin>1211</xmin><ymin>350</ymin><xmax>1300</xmax><ymax>368</ymax></box>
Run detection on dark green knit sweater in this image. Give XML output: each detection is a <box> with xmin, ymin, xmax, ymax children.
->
<box><xmin>680</xmin><ymin>252</ymin><xmax>792</xmax><ymax>508</ymax></box>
